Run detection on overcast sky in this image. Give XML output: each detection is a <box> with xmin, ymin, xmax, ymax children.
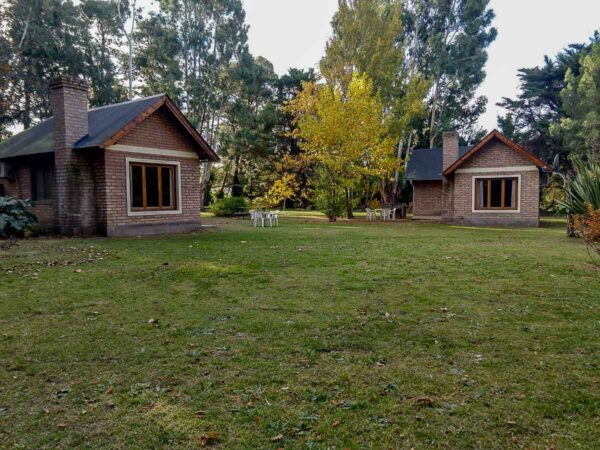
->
<box><xmin>242</xmin><ymin>0</ymin><xmax>600</xmax><ymax>131</ymax></box>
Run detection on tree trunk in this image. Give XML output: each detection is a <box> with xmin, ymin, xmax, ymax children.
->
<box><xmin>231</xmin><ymin>155</ymin><xmax>243</xmax><ymax>197</ymax></box>
<box><xmin>127</xmin><ymin>37</ymin><xmax>133</xmax><ymax>99</ymax></box>
<box><xmin>328</xmin><ymin>186</ymin><xmax>338</xmax><ymax>222</ymax></box>
<box><xmin>198</xmin><ymin>161</ymin><xmax>213</xmax><ymax>210</ymax></box>
<box><xmin>363</xmin><ymin>178</ymin><xmax>370</xmax><ymax>209</ymax></box>
<box><xmin>391</xmin><ymin>138</ymin><xmax>404</xmax><ymax>204</ymax></box>
<box><xmin>218</xmin><ymin>160</ymin><xmax>232</xmax><ymax>198</ymax></box>
<box><xmin>23</xmin><ymin>91</ymin><xmax>31</xmax><ymax>130</ymax></box>
<box><xmin>380</xmin><ymin>179</ymin><xmax>389</xmax><ymax>205</ymax></box>
<box><xmin>429</xmin><ymin>80</ymin><xmax>440</xmax><ymax>148</ymax></box>
<box><xmin>345</xmin><ymin>187</ymin><xmax>354</xmax><ymax>219</ymax></box>
<box><xmin>18</xmin><ymin>6</ymin><xmax>32</xmax><ymax>48</ymax></box>
<box><xmin>121</xmin><ymin>0</ymin><xmax>136</xmax><ymax>100</ymax></box>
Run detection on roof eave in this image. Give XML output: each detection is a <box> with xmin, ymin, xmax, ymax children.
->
<box><xmin>161</xmin><ymin>97</ymin><xmax>220</xmax><ymax>162</ymax></box>
<box><xmin>406</xmin><ymin>177</ymin><xmax>443</xmax><ymax>182</ymax></box>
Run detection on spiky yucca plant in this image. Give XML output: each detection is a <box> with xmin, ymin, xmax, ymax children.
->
<box><xmin>559</xmin><ymin>155</ymin><xmax>600</xmax><ymax>262</ymax></box>
<box><xmin>559</xmin><ymin>155</ymin><xmax>600</xmax><ymax>215</ymax></box>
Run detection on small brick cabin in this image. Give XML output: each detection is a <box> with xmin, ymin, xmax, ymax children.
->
<box><xmin>0</xmin><ymin>76</ymin><xmax>218</xmax><ymax>236</ymax></box>
<box><xmin>406</xmin><ymin>130</ymin><xmax>552</xmax><ymax>227</ymax></box>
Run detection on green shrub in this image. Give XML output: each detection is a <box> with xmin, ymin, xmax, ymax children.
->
<box><xmin>559</xmin><ymin>154</ymin><xmax>600</xmax><ymax>215</ymax></box>
<box><xmin>0</xmin><ymin>197</ymin><xmax>38</xmax><ymax>238</ymax></box>
<box><xmin>211</xmin><ymin>196</ymin><xmax>248</xmax><ymax>217</ymax></box>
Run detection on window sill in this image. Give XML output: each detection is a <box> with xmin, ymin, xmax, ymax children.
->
<box><xmin>127</xmin><ymin>209</ymin><xmax>183</xmax><ymax>217</ymax></box>
<box><xmin>32</xmin><ymin>200</ymin><xmax>55</xmax><ymax>205</ymax></box>
<box><xmin>472</xmin><ymin>209</ymin><xmax>520</xmax><ymax>214</ymax></box>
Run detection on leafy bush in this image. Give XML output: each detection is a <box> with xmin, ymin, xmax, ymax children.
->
<box><xmin>251</xmin><ymin>196</ymin><xmax>270</xmax><ymax>210</ymax></box>
<box><xmin>541</xmin><ymin>178</ymin><xmax>567</xmax><ymax>213</ymax></box>
<box><xmin>0</xmin><ymin>197</ymin><xmax>38</xmax><ymax>238</ymax></box>
<box><xmin>368</xmin><ymin>199</ymin><xmax>382</xmax><ymax>209</ymax></box>
<box><xmin>210</xmin><ymin>196</ymin><xmax>248</xmax><ymax>217</ymax></box>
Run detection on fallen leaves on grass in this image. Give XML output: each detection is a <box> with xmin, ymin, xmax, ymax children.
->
<box><xmin>413</xmin><ymin>396</ymin><xmax>434</xmax><ymax>407</ymax></box>
<box><xmin>199</xmin><ymin>432</ymin><xmax>220</xmax><ymax>447</ymax></box>
<box><xmin>271</xmin><ymin>434</ymin><xmax>284</xmax><ymax>442</ymax></box>
<box><xmin>2</xmin><ymin>246</ymin><xmax>110</xmax><ymax>276</ymax></box>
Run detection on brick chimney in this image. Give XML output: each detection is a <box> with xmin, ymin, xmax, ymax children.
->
<box><xmin>50</xmin><ymin>76</ymin><xmax>89</xmax><ymax>148</ymax></box>
<box><xmin>49</xmin><ymin>76</ymin><xmax>96</xmax><ymax>235</ymax></box>
<box><xmin>442</xmin><ymin>131</ymin><xmax>459</xmax><ymax>172</ymax></box>
<box><xmin>441</xmin><ymin>131</ymin><xmax>459</xmax><ymax>224</ymax></box>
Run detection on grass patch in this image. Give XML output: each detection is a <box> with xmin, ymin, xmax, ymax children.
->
<box><xmin>1</xmin><ymin>214</ymin><xmax>598</xmax><ymax>448</ymax></box>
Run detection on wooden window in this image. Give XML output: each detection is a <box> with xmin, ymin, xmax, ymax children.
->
<box><xmin>475</xmin><ymin>177</ymin><xmax>518</xmax><ymax>210</ymax></box>
<box><xmin>129</xmin><ymin>162</ymin><xmax>177</xmax><ymax>211</ymax></box>
<box><xmin>31</xmin><ymin>164</ymin><xmax>55</xmax><ymax>201</ymax></box>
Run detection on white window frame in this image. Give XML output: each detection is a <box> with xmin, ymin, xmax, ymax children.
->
<box><xmin>471</xmin><ymin>174</ymin><xmax>521</xmax><ymax>214</ymax></box>
<box><xmin>125</xmin><ymin>157</ymin><xmax>183</xmax><ymax>217</ymax></box>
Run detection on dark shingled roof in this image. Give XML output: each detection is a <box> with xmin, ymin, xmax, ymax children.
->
<box><xmin>0</xmin><ymin>94</ymin><xmax>165</xmax><ymax>160</ymax></box>
<box><xmin>405</xmin><ymin>146</ymin><xmax>471</xmax><ymax>181</ymax></box>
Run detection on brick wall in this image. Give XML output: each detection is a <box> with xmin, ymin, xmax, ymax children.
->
<box><xmin>0</xmin><ymin>179</ymin><xmax>17</xmax><ymax>197</ymax></box>
<box><xmin>448</xmin><ymin>140</ymin><xmax>541</xmax><ymax>227</ymax></box>
<box><xmin>413</xmin><ymin>180</ymin><xmax>443</xmax><ymax>217</ymax></box>
<box><xmin>119</xmin><ymin>106</ymin><xmax>200</xmax><ymax>152</ymax></box>
<box><xmin>50</xmin><ymin>76</ymin><xmax>98</xmax><ymax>235</ymax></box>
<box><xmin>100</xmin><ymin>106</ymin><xmax>203</xmax><ymax>237</ymax></box>
<box><xmin>0</xmin><ymin>159</ymin><xmax>57</xmax><ymax>230</ymax></box>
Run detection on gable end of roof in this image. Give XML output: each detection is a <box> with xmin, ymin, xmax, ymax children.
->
<box><xmin>442</xmin><ymin>129</ymin><xmax>552</xmax><ymax>176</ymax></box>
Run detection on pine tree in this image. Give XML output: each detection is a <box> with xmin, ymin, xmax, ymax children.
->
<box><xmin>553</xmin><ymin>39</ymin><xmax>600</xmax><ymax>160</ymax></box>
<box><xmin>498</xmin><ymin>36</ymin><xmax>597</xmax><ymax>161</ymax></box>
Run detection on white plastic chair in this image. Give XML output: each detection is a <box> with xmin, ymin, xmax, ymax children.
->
<box><xmin>271</xmin><ymin>210</ymin><xmax>280</xmax><ymax>227</ymax></box>
<box><xmin>250</xmin><ymin>210</ymin><xmax>263</xmax><ymax>227</ymax></box>
<box><xmin>390</xmin><ymin>208</ymin><xmax>397</xmax><ymax>220</ymax></box>
<box><xmin>366</xmin><ymin>208</ymin><xmax>376</xmax><ymax>222</ymax></box>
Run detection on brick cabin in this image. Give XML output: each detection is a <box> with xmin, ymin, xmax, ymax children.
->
<box><xmin>406</xmin><ymin>130</ymin><xmax>552</xmax><ymax>227</ymax></box>
<box><xmin>0</xmin><ymin>76</ymin><xmax>218</xmax><ymax>236</ymax></box>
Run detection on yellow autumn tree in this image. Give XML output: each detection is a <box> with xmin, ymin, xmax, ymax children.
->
<box><xmin>266</xmin><ymin>174</ymin><xmax>298</xmax><ymax>209</ymax></box>
<box><xmin>286</xmin><ymin>73</ymin><xmax>396</xmax><ymax>221</ymax></box>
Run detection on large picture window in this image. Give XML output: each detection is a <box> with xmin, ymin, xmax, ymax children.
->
<box><xmin>129</xmin><ymin>162</ymin><xmax>177</xmax><ymax>211</ymax></box>
<box><xmin>474</xmin><ymin>177</ymin><xmax>519</xmax><ymax>211</ymax></box>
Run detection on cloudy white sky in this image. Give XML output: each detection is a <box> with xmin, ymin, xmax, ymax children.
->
<box><xmin>242</xmin><ymin>0</ymin><xmax>600</xmax><ymax>131</ymax></box>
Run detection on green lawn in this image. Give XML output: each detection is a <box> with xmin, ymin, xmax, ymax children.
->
<box><xmin>1</xmin><ymin>214</ymin><xmax>599</xmax><ymax>449</ymax></box>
